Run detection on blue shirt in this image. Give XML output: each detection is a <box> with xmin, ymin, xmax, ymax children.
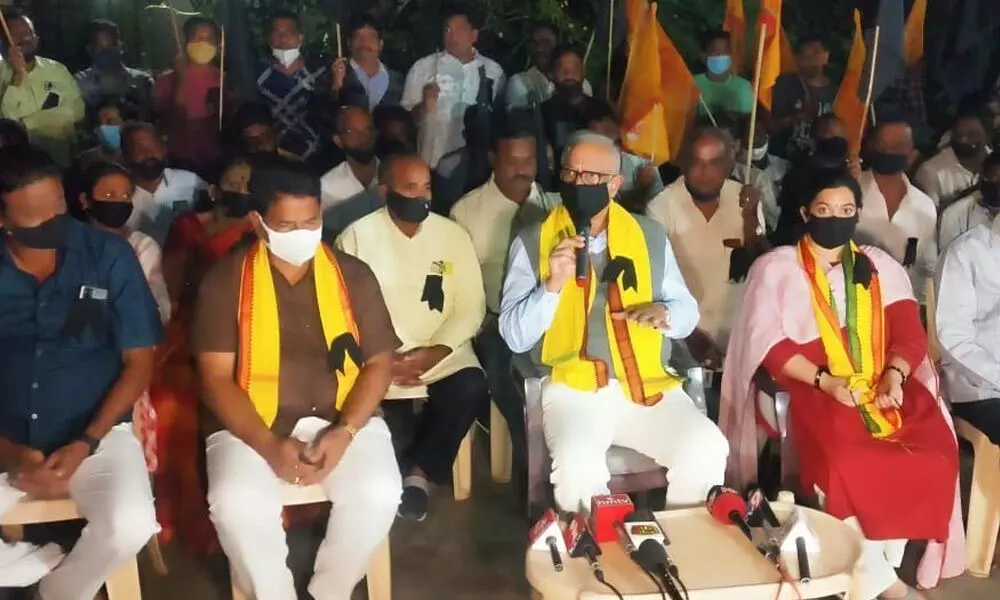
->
<box><xmin>0</xmin><ymin>219</ymin><xmax>163</xmax><ymax>453</ymax></box>
<box><xmin>499</xmin><ymin>229</ymin><xmax>699</xmax><ymax>354</ymax></box>
<box><xmin>350</xmin><ymin>59</ymin><xmax>390</xmax><ymax>110</ymax></box>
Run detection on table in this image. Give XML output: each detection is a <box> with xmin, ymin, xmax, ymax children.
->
<box><xmin>526</xmin><ymin>503</ymin><xmax>862</xmax><ymax>600</ymax></box>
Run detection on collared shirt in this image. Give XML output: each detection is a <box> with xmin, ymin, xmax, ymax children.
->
<box><xmin>74</xmin><ymin>65</ymin><xmax>154</xmax><ymax>120</ymax></box>
<box><xmin>0</xmin><ymin>219</ymin><xmax>163</xmax><ymax>453</ymax></box>
<box><xmin>935</xmin><ymin>218</ymin><xmax>1000</xmax><ymax>404</ymax></box>
<box><xmin>499</xmin><ymin>226</ymin><xmax>700</xmax><ymax>354</ymax></box>
<box><xmin>402</xmin><ymin>50</ymin><xmax>506</xmax><ymax>168</ymax></box>
<box><xmin>319</xmin><ymin>160</ymin><xmax>382</xmax><ymax>237</ymax></box>
<box><xmin>504</xmin><ymin>66</ymin><xmax>593</xmax><ymax>108</ymax></box>
<box><xmin>257</xmin><ymin>58</ymin><xmax>329</xmax><ymax>159</ymax></box>
<box><xmin>647</xmin><ymin>177</ymin><xmax>746</xmax><ymax>348</ymax></box>
<box><xmin>126</xmin><ymin>168</ymin><xmax>206</xmax><ymax>247</ymax></box>
<box><xmin>939</xmin><ymin>196</ymin><xmax>997</xmax><ymax>251</ymax></box>
<box><xmin>451</xmin><ymin>176</ymin><xmax>560</xmax><ymax>313</ymax></box>
<box><xmin>856</xmin><ymin>171</ymin><xmax>938</xmax><ymax>302</ymax></box>
<box><xmin>915</xmin><ymin>146</ymin><xmax>980</xmax><ymax>207</ymax></box>
<box><xmin>350</xmin><ymin>59</ymin><xmax>390</xmax><ymax>109</ymax></box>
<box><xmin>0</xmin><ymin>57</ymin><xmax>85</xmax><ymax>167</ymax></box>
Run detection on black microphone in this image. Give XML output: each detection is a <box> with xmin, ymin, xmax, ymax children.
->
<box><xmin>566</xmin><ymin>514</ymin><xmax>626</xmax><ymax>599</ymax></box>
<box><xmin>635</xmin><ymin>540</ymin><xmax>685</xmax><ymax>600</ymax></box>
<box><xmin>575</xmin><ymin>224</ymin><xmax>590</xmax><ymax>285</ymax></box>
<box><xmin>795</xmin><ymin>537</ymin><xmax>811</xmax><ymax>583</ymax></box>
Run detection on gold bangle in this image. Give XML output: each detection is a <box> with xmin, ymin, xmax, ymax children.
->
<box><xmin>340</xmin><ymin>423</ymin><xmax>359</xmax><ymax>441</ymax></box>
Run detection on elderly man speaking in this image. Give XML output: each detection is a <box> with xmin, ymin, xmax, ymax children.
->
<box><xmin>499</xmin><ymin>131</ymin><xmax>729</xmax><ymax>513</ymax></box>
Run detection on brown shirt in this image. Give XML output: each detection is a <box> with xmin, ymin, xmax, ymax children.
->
<box><xmin>192</xmin><ymin>242</ymin><xmax>400</xmax><ymax>436</ymax></box>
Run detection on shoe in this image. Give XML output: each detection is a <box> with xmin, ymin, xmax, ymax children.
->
<box><xmin>398</xmin><ymin>477</ymin><xmax>430</xmax><ymax>522</ymax></box>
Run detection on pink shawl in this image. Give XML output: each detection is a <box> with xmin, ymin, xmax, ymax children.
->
<box><xmin>719</xmin><ymin>245</ymin><xmax>966</xmax><ymax>588</ymax></box>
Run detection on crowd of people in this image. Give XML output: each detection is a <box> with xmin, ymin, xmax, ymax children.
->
<box><xmin>0</xmin><ymin>4</ymin><xmax>998</xmax><ymax>600</ymax></box>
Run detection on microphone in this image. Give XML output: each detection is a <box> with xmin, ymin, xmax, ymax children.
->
<box><xmin>527</xmin><ymin>509</ymin><xmax>567</xmax><ymax>572</ymax></box>
<box><xmin>634</xmin><ymin>540</ymin><xmax>685</xmax><ymax>600</ymax></box>
<box><xmin>706</xmin><ymin>485</ymin><xmax>753</xmax><ymax>542</ymax></box>
<box><xmin>622</xmin><ymin>509</ymin><xmax>669</xmax><ymax>549</ymax></box>
<box><xmin>795</xmin><ymin>537</ymin><xmax>811</xmax><ymax>583</ymax></box>
<box><xmin>563</xmin><ymin>513</ymin><xmax>602</xmax><ymax>573</ymax></box>
<box><xmin>575</xmin><ymin>223</ymin><xmax>590</xmax><ymax>286</ymax></box>
<box><xmin>590</xmin><ymin>494</ymin><xmax>634</xmax><ymax>544</ymax></box>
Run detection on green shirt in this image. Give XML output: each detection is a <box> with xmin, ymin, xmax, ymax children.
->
<box><xmin>0</xmin><ymin>57</ymin><xmax>85</xmax><ymax>166</ymax></box>
<box><xmin>694</xmin><ymin>73</ymin><xmax>754</xmax><ymax>118</ymax></box>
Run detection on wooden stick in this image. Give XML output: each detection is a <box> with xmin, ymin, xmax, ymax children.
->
<box><xmin>869</xmin><ymin>104</ymin><xmax>878</xmax><ymax>128</ymax></box>
<box><xmin>0</xmin><ymin>8</ymin><xmax>14</xmax><ymax>50</ymax></box>
<box><xmin>335</xmin><ymin>22</ymin><xmax>343</xmax><ymax>59</ymax></box>
<box><xmin>698</xmin><ymin>95</ymin><xmax>719</xmax><ymax>127</ymax></box>
<box><xmin>859</xmin><ymin>26</ymin><xmax>881</xmax><ymax>151</ymax></box>
<box><xmin>218</xmin><ymin>25</ymin><xmax>225</xmax><ymax>131</ymax></box>
<box><xmin>583</xmin><ymin>29</ymin><xmax>596</xmax><ymax>67</ymax></box>
<box><xmin>606</xmin><ymin>0</ymin><xmax>615</xmax><ymax>101</ymax></box>
<box><xmin>745</xmin><ymin>22</ymin><xmax>768</xmax><ymax>185</ymax></box>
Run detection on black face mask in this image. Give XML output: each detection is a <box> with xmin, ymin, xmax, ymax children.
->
<box><xmin>558</xmin><ymin>182</ymin><xmax>610</xmax><ymax>226</ymax></box>
<box><xmin>91</xmin><ymin>48</ymin><xmax>123</xmax><ymax>71</ymax></box>
<box><xmin>129</xmin><ymin>158</ymin><xmax>166</xmax><ymax>181</ymax></box>
<box><xmin>219</xmin><ymin>191</ymin><xmax>254</xmax><ymax>218</ymax></box>
<box><xmin>806</xmin><ymin>215</ymin><xmax>858</xmax><ymax>249</ymax></box>
<box><xmin>343</xmin><ymin>145</ymin><xmax>376</xmax><ymax>165</ymax></box>
<box><xmin>554</xmin><ymin>81</ymin><xmax>584</xmax><ymax>99</ymax></box>
<box><xmin>88</xmin><ymin>200</ymin><xmax>134</xmax><ymax>229</ymax></box>
<box><xmin>684</xmin><ymin>180</ymin><xmax>721</xmax><ymax>204</ymax></box>
<box><xmin>980</xmin><ymin>181</ymin><xmax>1000</xmax><ymax>208</ymax></box>
<box><xmin>952</xmin><ymin>141</ymin><xmax>983</xmax><ymax>161</ymax></box>
<box><xmin>813</xmin><ymin>137</ymin><xmax>848</xmax><ymax>166</ymax></box>
<box><xmin>386</xmin><ymin>192</ymin><xmax>431</xmax><ymax>224</ymax></box>
<box><xmin>375</xmin><ymin>139</ymin><xmax>414</xmax><ymax>159</ymax></box>
<box><xmin>865</xmin><ymin>150</ymin><xmax>909</xmax><ymax>175</ymax></box>
<box><xmin>4</xmin><ymin>214</ymin><xmax>69</xmax><ymax>249</ymax></box>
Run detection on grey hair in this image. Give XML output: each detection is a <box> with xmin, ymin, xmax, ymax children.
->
<box><xmin>561</xmin><ymin>130</ymin><xmax>622</xmax><ymax>174</ymax></box>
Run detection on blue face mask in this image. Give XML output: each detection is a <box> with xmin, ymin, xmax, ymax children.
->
<box><xmin>706</xmin><ymin>55</ymin><xmax>732</xmax><ymax>76</ymax></box>
<box><xmin>98</xmin><ymin>124</ymin><xmax>122</xmax><ymax>150</ymax></box>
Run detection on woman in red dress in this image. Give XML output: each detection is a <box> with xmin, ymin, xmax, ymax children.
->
<box><xmin>721</xmin><ymin>170</ymin><xmax>963</xmax><ymax>598</ymax></box>
<box><xmin>152</xmin><ymin>157</ymin><xmax>253</xmax><ymax>554</ymax></box>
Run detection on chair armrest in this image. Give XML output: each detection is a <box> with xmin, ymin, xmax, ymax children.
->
<box><xmin>753</xmin><ymin>366</ymin><xmax>783</xmax><ymax>397</ymax></box>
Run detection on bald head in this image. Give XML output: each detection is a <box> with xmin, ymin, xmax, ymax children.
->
<box><xmin>684</xmin><ymin>128</ymin><xmax>734</xmax><ymax>203</ymax></box>
<box><xmin>379</xmin><ymin>153</ymin><xmax>431</xmax><ymax>199</ymax></box>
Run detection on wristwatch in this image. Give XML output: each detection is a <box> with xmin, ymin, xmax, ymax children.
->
<box><xmin>78</xmin><ymin>434</ymin><xmax>101</xmax><ymax>456</ymax></box>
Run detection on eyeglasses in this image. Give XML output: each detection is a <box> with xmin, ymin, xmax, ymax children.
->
<box><xmin>92</xmin><ymin>191</ymin><xmax>134</xmax><ymax>203</ymax></box>
<box><xmin>559</xmin><ymin>168</ymin><xmax>616</xmax><ymax>186</ymax></box>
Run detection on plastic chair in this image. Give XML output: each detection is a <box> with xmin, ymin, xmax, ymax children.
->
<box><xmin>954</xmin><ymin>418</ymin><xmax>1000</xmax><ymax>577</ymax></box>
<box><xmin>228</xmin><ymin>483</ymin><xmax>392</xmax><ymax>600</ymax></box>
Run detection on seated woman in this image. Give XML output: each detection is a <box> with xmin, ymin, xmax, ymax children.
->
<box><xmin>720</xmin><ymin>170</ymin><xmax>963</xmax><ymax>599</ymax></box>
<box><xmin>152</xmin><ymin>156</ymin><xmax>254</xmax><ymax>553</ymax></box>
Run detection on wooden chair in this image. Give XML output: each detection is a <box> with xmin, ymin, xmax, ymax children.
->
<box><xmin>0</xmin><ymin>497</ymin><xmax>148</xmax><ymax>600</ymax></box>
<box><xmin>229</xmin><ymin>483</ymin><xmax>392</xmax><ymax>600</ymax></box>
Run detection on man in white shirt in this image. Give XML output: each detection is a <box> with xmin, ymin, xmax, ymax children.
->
<box><xmin>451</xmin><ymin>115</ymin><xmax>560</xmax><ymax>485</ymax></box>
<box><xmin>121</xmin><ymin>122</ymin><xmax>205</xmax><ymax>246</ymax></box>
<box><xmin>647</xmin><ymin>128</ymin><xmax>761</xmax><ymax>368</ymax></box>
<box><xmin>504</xmin><ymin>22</ymin><xmax>592</xmax><ymax>109</ymax></box>
<box><xmin>936</xmin><ymin>217</ymin><xmax>1000</xmax><ymax>445</ymax></box>
<box><xmin>855</xmin><ymin>119</ymin><xmax>937</xmax><ymax>303</ymax></box>
<box><xmin>402</xmin><ymin>6</ymin><xmax>505</xmax><ymax>168</ymax></box>
<box><xmin>320</xmin><ymin>105</ymin><xmax>381</xmax><ymax>237</ymax></box>
<box><xmin>915</xmin><ymin>110</ymin><xmax>989</xmax><ymax>207</ymax></box>
<box><xmin>729</xmin><ymin>118</ymin><xmax>789</xmax><ymax>234</ymax></box>
<box><xmin>939</xmin><ymin>150</ymin><xmax>1000</xmax><ymax>251</ymax></box>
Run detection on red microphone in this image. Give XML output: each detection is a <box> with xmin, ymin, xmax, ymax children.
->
<box><xmin>564</xmin><ymin>513</ymin><xmax>602</xmax><ymax>573</ymax></box>
<box><xmin>528</xmin><ymin>509</ymin><xmax>566</xmax><ymax>572</ymax></box>
<box><xmin>706</xmin><ymin>485</ymin><xmax>753</xmax><ymax>542</ymax></box>
<box><xmin>590</xmin><ymin>494</ymin><xmax>634</xmax><ymax>544</ymax></box>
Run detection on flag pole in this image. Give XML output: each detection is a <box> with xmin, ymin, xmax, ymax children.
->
<box><xmin>583</xmin><ymin>29</ymin><xmax>596</xmax><ymax>67</ymax></box>
<box><xmin>698</xmin><ymin>95</ymin><xmax>719</xmax><ymax>127</ymax></box>
<box><xmin>218</xmin><ymin>25</ymin><xmax>225</xmax><ymax>131</ymax></box>
<box><xmin>606</xmin><ymin>0</ymin><xmax>615</xmax><ymax>101</ymax></box>
<box><xmin>336</xmin><ymin>22</ymin><xmax>343</xmax><ymax>59</ymax></box>
<box><xmin>859</xmin><ymin>26</ymin><xmax>882</xmax><ymax>153</ymax></box>
<box><xmin>0</xmin><ymin>8</ymin><xmax>14</xmax><ymax>49</ymax></box>
<box><xmin>745</xmin><ymin>22</ymin><xmax>768</xmax><ymax>185</ymax></box>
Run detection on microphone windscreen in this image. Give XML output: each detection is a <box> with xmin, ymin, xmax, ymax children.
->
<box><xmin>708</xmin><ymin>489</ymin><xmax>749</xmax><ymax>524</ymax></box>
<box><xmin>634</xmin><ymin>539</ymin><xmax>668</xmax><ymax>570</ymax></box>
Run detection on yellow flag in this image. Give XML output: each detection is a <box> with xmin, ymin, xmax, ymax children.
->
<box><xmin>724</xmin><ymin>0</ymin><xmax>747</xmax><ymax>76</ymax></box>
<box><xmin>834</xmin><ymin>10</ymin><xmax>867</xmax><ymax>157</ymax></box>
<box><xmin>756</xmin><ymin>0</ymin><xmax>784</xmax><ymax>110</ymax></box>
<box><xmin>619</xmin><ymin>3</ymin><xmax>669</xmax><ymax>164</ymax></box>
<box><xmin>904</xmin><ymin>0</ymin><xmax>927</xmax><ymax>67</ymax></box>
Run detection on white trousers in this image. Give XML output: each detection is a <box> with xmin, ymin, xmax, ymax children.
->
<box><xmin>542</xmin><ymin>380</ymin><xmax>730</xmax><ymax>513</ymax></box>
<box><xmin>207</xmin><ymin>417</ymin><xmax>402</xmax><ymax>600</ymax></box>
<box><xmin>0</xmin><ymin>424</ymin><xmax>158</xmax><ymax>600</ymax></box>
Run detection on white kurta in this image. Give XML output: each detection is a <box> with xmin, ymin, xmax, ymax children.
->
<box><xmin>855</xmin><ymin>171</ymin><xmax>938</xmax><ymax>303</ymax></box>
<box><xmin>914</xmin><ymin>146</ymin><xmax>978</xmax><ymax>207</ymax></box>
<box><xmin>646</xmin><ymin>177</ymin><xmax>747</xmax><ymax>348</ymax></box>
<box><xmin>337</xmin><ymin>209</ymin><xmax>485</xmax><ymax>397</ymax></box>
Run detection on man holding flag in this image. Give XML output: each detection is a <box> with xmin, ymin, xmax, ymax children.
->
<box><xmin>768</xmin><ymin>35</ymin><xmax>837</xmax><ymax>160</ymax></box>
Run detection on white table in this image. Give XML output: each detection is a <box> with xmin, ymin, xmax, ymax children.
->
<box><xmin>526</xmin><ymin>503</ymin><xmax>862</xmax><ymax>599</ymax></box>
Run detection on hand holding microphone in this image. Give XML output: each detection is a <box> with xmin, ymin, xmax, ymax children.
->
<box><xmin>544</xmin><ymin>235</ymin><xmax>586</xmax><ymax>293</ymax></box>
<box><xmin>574</xmin><ymin>224</ymin><xmax>590</xmax><ymax>286</ymax></box>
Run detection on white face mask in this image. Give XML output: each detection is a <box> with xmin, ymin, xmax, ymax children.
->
<box><xmin>751</xmin><ymin>142</ymin><xmax>769</xmax><ymax>162</ymax></box>
<box><xmin>272</xmin><ymin>47</ymin><xmax>301</xmax><ymax>68</ymax></box>
<box><xmin>261</xmin><ymin>220</ymin><xmax>321</xmax><ymax>266</ymax></box>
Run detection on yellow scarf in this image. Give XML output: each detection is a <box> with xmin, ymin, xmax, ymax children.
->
<box><xmin>538</xmin><ymin>203</ymin><xmax>681</xmax><ymax>405</ymax></box>
<box><xmin>237</xmin><ymin>240</ymin><xmax>361</xmax><ymax>426</ymax></box>
<box><xmin>797</xmin><ymin>239</ymin><xmax>902</xmax><ymax>438</ymax></box>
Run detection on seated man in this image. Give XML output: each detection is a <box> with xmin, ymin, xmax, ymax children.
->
<box><xmin>320</xmin><ymin>105</ymin><xmax>382</xmax><ymax>238</ymax></box>
<box><xmin>647</xmin><ymin>128</ymin><xmax>762</xmax><ymax>371</ymax></box>
<box><xmin>939</xmin><ymin>150</ymin><xmax>1000</xmax><ymax>251</ymax></box>
<box><xmin>937</xmin><ymin>216</ymin><xmax>1000</xmax><ymax>444</ymax></box>
<box><xmin>338</xmin><ymin>154</ymin><xmax>489</xmax><ymax>521</ymax></box>
<box><xmin>915</xmin><ymin>109</ymin><xmax>989</xmax><ymax>207</ymax></box>
<box><xmin>0</xmin><ymin>148</ymin><xmax>162</xmax><ymax>596</ymax></box>
<box><xmin>499</xmin><ymin>131</ymin><xmax>728</xmax><ymax>513</ymax></box>
<box><xmin>193</xmin><ymin>156</ymin><xmax>402</xmax><ymax>600</ymax></box>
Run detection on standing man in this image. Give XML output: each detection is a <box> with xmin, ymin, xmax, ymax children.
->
<box><xmin>694</xmin><ymin>30</ymin><xmax>754</xmax><ymax>120</ymax></box>
<box><xmin>767</xmin><ymin>35</ymin><xmax>837</xmax><ymax>160</ymax></box>
<box><xmin>257</xmin><ymin>9</ymin><xmax>330</xmax><ymax>160</ymax></box>
<box><xmin>916</xmin><ymin>110</ymin><xmax>990</xmax><ymax>208</ymax></box>
<box><xmin>540</xmin><ymin>46</ymin><xmax>598</xmax><ymax>165</ymax></box>
<box><xmin>330</xmin><ymin>16</ymin><xmax>404</xmax><ymax>110</ymax></box>
<box><xmin>0</xmin><ymin>147</ymin><xmax>162</xmax><ymax>599</ymax></box>
<box><xmin>402</xmin><ymin>6</ymin><xmax>505</xmax><ymax>168</ymax></box>
<box><xmin>0</xmin><ymin>9</ymin><xmax>85</xmax><ymax>167</ymax></box>
<box><xmin>320</xmin><ymin>105</ymin><xmax>382</xmax><ymax>237</ymax></box>
<box><xmin>500</xmin><ymin>131</ymin><xmax>728</xmax><ymax>513</ymax></box>
<box><xmin>338</xmin><ymin>154</ymin><xmax>489</xmax><ymax>522</ymax></box>
<box><xmin>74</xmin><ymin>19</ymin><xmax>154</xmax><ymax>121</ymax></box>
<box><xmin>505</xmin><ymin>22</ymin><xmax>592</xmax><ymax>109</ymax></box>
<box><xmin>194</xmin><ymin>156</ymin><xmax>402</xmax><ymax>600</ymax></box>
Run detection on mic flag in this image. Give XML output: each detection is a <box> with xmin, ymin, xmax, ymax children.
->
<box><xmin>421</xmin><ymin>274</ymin><xmax>444</xmax><ymax>312</ymax></box>
<box><xmin>601</xmin><ymin>256</ymin><xmax>638</xmax><ymax>291</ymax></box>
<box><xmin>591</xmin><ymin>494</ymin><xmax>635</xmax><ymax>543</ymax></box>
<box><xmin>328</xmin><ymin>333</ymin><xmax>363</xmax><ymax>375</ymax></box>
